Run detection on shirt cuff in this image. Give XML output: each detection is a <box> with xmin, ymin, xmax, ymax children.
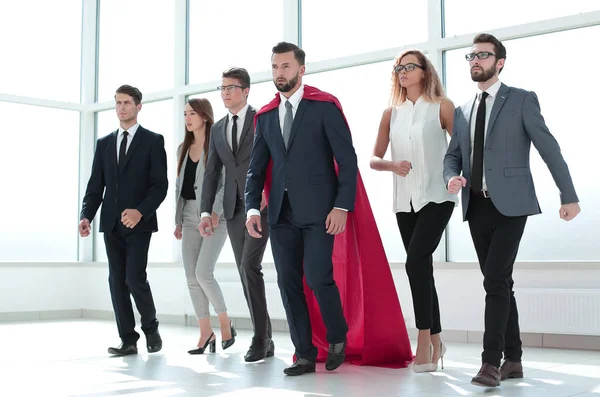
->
<box><xmin>200</xmin><ymin>212</ymin><xmax>211</xmax><ymax>219</ymax></box>
<box><xmin>247</xmin><ymin>209</ymin><xmax>261</xmax><ymax>219</ymax></box>
<box><xmin>334</xmin><ymin>207</ymin><xmax>348</xmax><ymax>212</ymax></box>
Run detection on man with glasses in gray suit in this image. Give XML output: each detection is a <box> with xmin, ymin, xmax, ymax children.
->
<box><xmin>444</xmin><ymin>33</ymin><xmax>580</xmax><ymax>387</ymax></box>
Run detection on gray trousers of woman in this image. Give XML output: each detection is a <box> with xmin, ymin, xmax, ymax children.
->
<box><xmin>181</xmin><ymin>199</ymin><xmax>228</xmax><ymax>319</ymax></box>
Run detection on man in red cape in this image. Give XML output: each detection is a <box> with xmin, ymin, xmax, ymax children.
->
<box><xmin>246</xmin><ymin>44</ymin><xmax>413</xmax><ymax>371</ymax></box>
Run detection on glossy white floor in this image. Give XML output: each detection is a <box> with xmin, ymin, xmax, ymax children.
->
<box><xmin>1</xmin><ymin>319</ymin><xmax>598</xmax><ymax>397</ymax></box>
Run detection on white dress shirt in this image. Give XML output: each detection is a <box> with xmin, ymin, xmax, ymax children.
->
<box><xmin>226</xmin><ymin>103</ymin><xmax>250</xmax><ymax>150</ymax></box>
<box><xmin>470</xmin><ymin>79</ymin><xmax>502</xmax><ymax>191</ymax></box>
<box><xmin>390</xmin><ymin>97</ymin><xmax>457</xmax><ymax>213</ymax></box>
<box><xmin>116</xmin><ymin>123</ymin><xmax>140</xmax><ymax>162</ymax></box>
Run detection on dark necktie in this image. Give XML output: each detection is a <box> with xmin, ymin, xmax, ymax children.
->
<box><xmin>282</xmin><ymin>100</ymin><xmax>293</xmax><ymax>149</ymax></box>
<box><xmin>471</xmin><ymin>91</ymin><xmax>489</xmax><ymax>193</ymax></box>
<box><xmin>231</xmin><ymin>115</ymin><xmax>238</xmax><ymax>154</ymax></box>
<box><xmin>118</xmin><ymin>131</ymin><xmax>128</xmax><ymax>171</ymax></box>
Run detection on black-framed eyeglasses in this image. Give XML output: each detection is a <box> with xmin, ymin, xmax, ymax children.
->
<box><xmin>216</xmin><ymin>85</ymin><xmax>246</xmax><ymax>93</ymax></box>
<box><xmin>394</xmin><ymin>63</ymin><xmax>424</xmax><ymax>73</ymax></box>
<box><xmin>465</xmin><ymin>52</ymin><xmax>495</xmax><ymax>61</ymax></box>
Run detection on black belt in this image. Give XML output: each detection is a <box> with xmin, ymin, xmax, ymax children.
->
<box><xmin>472</xmin><ymin>189</ymin><xmax>490</xmax><ymax>198</ymax></box>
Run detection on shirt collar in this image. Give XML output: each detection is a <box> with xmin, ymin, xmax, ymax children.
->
<box><xmin>478</xmin><ymin>80</ymin><xmax>502</xmax><ymax>99</ymax></box>
<box><xmin>279</xmin><ymin>84</ymin><xmax>304</xmax><ymax>109</ymax></box>
<box><xmin>118</xmin><ymin>123</ymin><xmax>140</xmax><ymax>137</ymax></box>
<box><xmin>228</xmin><ymin>103</ymin><xmax>250</xmax><ymax>123</ymax></box>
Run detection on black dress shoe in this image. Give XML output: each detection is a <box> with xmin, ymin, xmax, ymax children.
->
<box><xmin>283</xmin><ymin>358</ymin><xmax>316</xmax><ymax>376</ymax></box>
<box><xmin>146</xmin><ymin>331</ymin><xmax>162</xmax><ymax>353</ymax></box>
<box><xmin>325</xmin><ymin>341</ymin><xmax>346</xmax><ymax>371</ymax></box>
<box><xmin>244</xmin><ymin>337</ymin><xmax>275</xmax><ymax>362</ymax></box>
<box><xmin>222</xmin><ymin>321</ymin><xmax>237</xmax><ymax>350</ymax></box>
<box><xmin>108</xmin><ymin>343</ymin><xmax>138</xmax><ymax>356</ymax></box>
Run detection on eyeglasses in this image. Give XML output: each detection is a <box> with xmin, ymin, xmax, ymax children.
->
<box><xmin>394</xmin><ymin>63</ymin><xmax>424</xmax><ymax>73</ymax></box>
<box><xmin>216</xmin><ymin>85</ymin><xmax>246</xmax><ymax>93</ymax></box>
<box><xmin>465</xmin><ymin>52</ymin><xmax>495</xmax><ymax>61</ymax></box>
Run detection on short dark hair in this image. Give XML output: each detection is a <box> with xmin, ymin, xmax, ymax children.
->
<box><xmin>115</xmin><ymin>85</ymin><xmax>142</xmax><ymax>105</ymax></box>
<box><xmin>222</xmin><ymin>67</ymin><xmax>251</xmax><ymax>88</ymax></box>
<box><xmin>473</xmin><ymin>33</ymin><xmax>507</xmax><ymax>73</ymax></box>
<box><xmin>272</xmin><ymin>42</ymin><xmax>306</xmax><ymax>66</ymax></box>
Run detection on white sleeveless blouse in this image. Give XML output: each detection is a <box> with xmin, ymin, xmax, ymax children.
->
<box><xmin>389</xmin><ymin>97</ymin><xmax>458</xmax><ymax>213</ymax></box>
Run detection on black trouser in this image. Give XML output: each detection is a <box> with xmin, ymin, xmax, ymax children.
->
<box><xmin>467</xmin><ymin>192</ymin><xmax>527</xmax><ymax>367</ymax></box>
<box><xmin>104</xmin><ymin>222</ymin><xmax>158</xmax><ymax>344</ymax></box>
<box><xmin>270</xmin><ymin>192</ymin><xmax>347</xmax><ymax>362</ymax></box>
<box><xmin>226</xmin><ymin>197</ymin><xmax>272</xmax><ymax>339</ymax></box>
<box><xmin>396</xmin><ymin>201</ymin><xmax>454</xmax><ymax>335</ymax></box>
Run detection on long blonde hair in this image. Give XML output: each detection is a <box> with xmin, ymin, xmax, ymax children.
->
<box><xmin>390</xmin><ymin>49</ymin><xmax>446</xmax><ymax>106</ymax></box>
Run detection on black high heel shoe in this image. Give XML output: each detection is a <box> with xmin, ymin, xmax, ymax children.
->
<box><xmin>188</xmin><ymin>332</ymin><xmax>216</xmax><ymax>354</ymax></box>
<box><xmin>221</xmin><ymin>321</ymin><xmax>237</xmax><ymax>350</ymax></box>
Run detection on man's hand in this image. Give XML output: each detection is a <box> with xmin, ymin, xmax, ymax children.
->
<box><xmin>246</xmin><ymin>215</ymin><xmax>262</xmax><ymax>238</ymax></box>
<box><xmin>79</xmin><ymin>218</ymin><xmax>91</xmax><ymax>237</ymax></box>
<box><xmin>199</xmin><ymin>216</ymin><xmax>213</xmax><ymax>237</ymax></box>
<box><xmin>260</xmin><ymin>191</ymin><xmax>267</xmax><ymax>211</ymax></box>
<box><xmin>174</xmin><ymin>225</ymin><xmax>182</xmax><ymax>240</ymax></box>
<box><xmin>559</xmin><ymin>203</ymin><xmax>581</xmax><ymax>221</ymax></box>
<box><xmin>121</xmin><ymin>209</ymin><xmax>142</xmax><ymax>229</ymax></box>
<box><xmin>325</xmin><ymin>208</ymin><xmax>347</xmax><ymax>235</ymax></box>
<box><xmin>211</xmin><ymin>212</ymin><xmax>219</xmax><ymax>228</ymax></box>
<box><xmin>447</xmin><ymin>176</ymin><xmax>467</xmax><ymax>195</ymax></box>
<box><xmin>392</xmin><ymin>161</ymin><xmax>412</xmax><ymax>177</ymax></box>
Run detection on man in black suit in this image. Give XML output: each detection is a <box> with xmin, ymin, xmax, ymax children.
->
<box><xmin>79</xmin><ymin>85</ymin><xmax>168</xmax><ymax>356</ymax></box>
<box><xmin>199</xmin><ymin>68</ymin><xmax>273</xmax><ymax>362</ymax></box>
<box><xmin>245</xmin><ymin>42</ymin><xmax>358</xmax><ymax>376</ymax></box>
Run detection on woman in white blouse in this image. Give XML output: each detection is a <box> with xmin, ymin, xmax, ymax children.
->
<box><xmin>370</xmin><ymin>49</ymin><xmax>457</xmax><ymax>373</ymax></box>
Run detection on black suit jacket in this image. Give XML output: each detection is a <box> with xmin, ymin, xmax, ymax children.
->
<box><xmin>201</xmin><ymin>106</ymin><xmax>256</xmax><ymax>220</ymax></box>
<box><xmin>80</xmin><ymin>126</ymin><xmax>168</xmax><ymax>233</ymax></box>
<box><xmin>245</xmin><ymin>100</ymin><xmax>358</xmax><ymax>225</ymax></box>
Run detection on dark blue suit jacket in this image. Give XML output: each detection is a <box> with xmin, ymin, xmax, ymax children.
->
<box><xmin>81</xmin><ymin>126</ymin><xmax>168</xmax><ymax>233</ymax></box>
<box><xmin>245</xmin><ymin>99</ymin><xmax>358</xmax><ymax>225</ymax></box>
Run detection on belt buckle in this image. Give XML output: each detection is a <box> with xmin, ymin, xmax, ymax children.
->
<box><xmin>482</xmin><ymin>190</ymin><xmax>490</xmax><ymax>198</ymax></box>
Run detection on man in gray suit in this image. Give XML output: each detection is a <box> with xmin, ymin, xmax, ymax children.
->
<box><xmin>199</xmin><ymin>67</ymin><xmax>273</xmax><ymax>362</ymax></box>
<box><xmin>444</xmin><ymin>33</ymin><xmax>580</xmax><ymax>387</ymax></box>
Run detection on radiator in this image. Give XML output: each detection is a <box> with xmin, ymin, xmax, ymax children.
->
<box><xmin>516</xmin><ymin>288</ymin><xmax>600</xmax><ymax>335</ymax></box>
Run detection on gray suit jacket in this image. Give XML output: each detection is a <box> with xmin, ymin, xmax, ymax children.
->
<box><xmin>175</xmin><ymin>148</ymin><xmax>224</xmax><ymax>225</ymax></box>
<box><xmin>201</xmin><ymin>106</ymin><xmax>257</xmax><ymax>220</ymax></box>
<box><xmin>444</xmin><ymin>83</ymin><xmax>578</xmax><ymax>220</ymax></box>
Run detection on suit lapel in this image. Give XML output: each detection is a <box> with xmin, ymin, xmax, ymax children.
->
<box><xmin>108</xmin><ymin>130</ymin><xmax>119</xmax><ymax>179</ymax></box>
<box><xmin>486</xmin><ymin>83</ymin><xmax>510</xmax><ymax>138</ymax></box>
<box><xmin>286</xmin><ymin>99</ymin><xmax>308</xmax><ymax>152</ymax></box>
<box><xmin>119</xmin><ymin>126</ymin><xmax>144</xmax><ymax>173</ymax></box>
<box><xmin>463</xmin><ymin>98</ymin><xmax>476</xmax><ymax>155</ymax></box>
<box><xmin>218</xmin><ymin>117</ymin><xmax>235</xmax><ymax>161</ymax></box>
<box><xmin>236</xmin><ymin>106</ymin><xmax>255</xmax><ymax>154</ymax></box>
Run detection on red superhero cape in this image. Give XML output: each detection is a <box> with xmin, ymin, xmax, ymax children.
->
<box><xmin>254</xmin><ymin>85</ymin><xmax>414</xmax><ymax>367</ymax></box>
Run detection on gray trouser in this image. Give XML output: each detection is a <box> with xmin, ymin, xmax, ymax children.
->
<box><xmin>181</xmin><ymin>199</ymin><xmax>228</xmax><ymax>319</ymax></box>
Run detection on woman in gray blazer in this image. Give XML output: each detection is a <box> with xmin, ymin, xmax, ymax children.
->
<box><xmin>174</xmin><ymin>98</ymin><xmax>235</xmax><ymax>354</ymax></box>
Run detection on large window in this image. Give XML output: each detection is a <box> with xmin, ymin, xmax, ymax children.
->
<box><xmin>445</xmin><ymin>26</ymin><xmax>599</xmax><ymax>261</ymax></box>
<box><xmin>0</xmin><ymin>103</ymin><xmax>80</xmax><ymax>261</ymax></box>
<box><xmin>0</xmin><ymin>2</ymin><xmax>81</xmax><ymax>102</ymax></box>
<box><xmin>303</xmin><ymin>61</ymin><xmax>411</xmax><ymax>262</ymax></box>
<box><xmin>188</xmin><ymin>0</ymin><xmax>284</xmax><ymax>84</ymax></box>
<box><xmin>97</xmin><ymin>0</ymin><xmax>174</xmax><ymax>101</ymax></box>
<box><xmin>94</xmin><ymin>100</ymin><xmax>175</xmax><ymax>262</ymax></box>
<box><xmin>444</xmin><ymin>0</ymin><xmax>600</xmax><ymax>37</ymax></box>
<box><xmin>302</xmin><ymin>0</ymin><xmax>428</xmax><ymax>62</ymax></box>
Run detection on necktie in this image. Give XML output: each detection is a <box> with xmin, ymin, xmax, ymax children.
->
<box><xmin>471</xmin><ymin>91</ymin><xmax>489</xmax><ymax>193</ymax></box>
<box><xmin>231</xmin><ymin>115</ymin><xmax>238</xmax><ymax>154</ymax></box>
<box><xmin>282</xmin><ymin>100</ymin><xmax>293</xmax><ymax>149</ymax></box>
<box><xmin>118</xmin><ymin>131</ymin><xmax>128</xmax><ymax>171</ymax></box>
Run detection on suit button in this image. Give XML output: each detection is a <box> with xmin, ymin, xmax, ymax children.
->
<box><xmin>194</xmin><ymin>185</ymin><xmax>197</xmax><ymax>190</ymax></box>
<box><xmin>116</xmin><ymin>183</ymin><xmax>118</xmax><ymax>188</ymax></box>
<box><xmin>114</xmin><ymin>198</ymin><xmax>118</xmax><ymax>203</ymax></box>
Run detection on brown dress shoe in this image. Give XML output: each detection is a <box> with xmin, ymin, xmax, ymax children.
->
<box><xmin>500</xmin><ymin>359</ymin><xmax>523</xmax><ymax>380</ymax></box>
<box><xmin>471</xmin><ymin>363</ymin><xmax>501</xmax><ymax>387</ymax></box>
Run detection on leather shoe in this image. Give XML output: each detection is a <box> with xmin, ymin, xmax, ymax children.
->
<box><xmin>500</xmin><ymin>359</ymin><xmax>523</xmax><ymax>380</ymax></box>
<box><xmin>146</xmin><ymin>331</ymin><xmax>162</xmax><ymax>353</ymax></box>
<box><xmin>325</xmin><ymin>340</ymin><xmax>346</xmax><ymax>371</ymax></box>
<box><xmin>283</xmin><ymin>358</ymin><xmax>316</xmax><ymax>376</ymax></box>
<box><xmin>108</xmin><ymin>343</ymin><xmax>137</xmax><ymax>356</ymax></box>
<box><xmin>244</xmin><ymin>337</ymin><xmax>275</xmax><ymax>362</ymax></box>
<box><xmin>471</xmin><ymin>363</ymin><xmax>501</xmax><ymax>387</ymax></box>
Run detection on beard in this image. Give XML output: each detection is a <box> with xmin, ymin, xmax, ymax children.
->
<box><xmin>470</xmin><ymin>64</ymin><xmax>497</xmax><ymax>82</ymax></box>
<box><xmin>274</xmin><ymin>72</ymin><xmax>300</xmax><ymax>93</ymax></box>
